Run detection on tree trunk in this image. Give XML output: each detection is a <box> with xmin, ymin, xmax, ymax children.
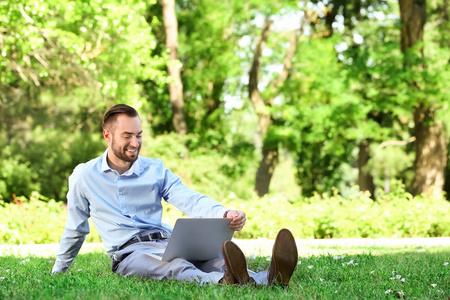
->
<box><xmin>398</xmin><ymin>0</ymin><xmax>447</xmax><ymax>197</ymax></box>
<box><xmin>357</xmin><ymin>139</ymin><xmax>375</xmax><ymax>199</ymax></box>
<box><xmin>248</xmin><ymin>17</ymin><xmax>273</xmax><ymax>137</ymax></box>
<box><xmin>248</xmin><ymin>17</ymin><xmax>299</xmax><ymax>197</ymax></box>
<box><xmin>255</xmin><ymin>148</ymin><xmax>279</xmax><ymax>197</ymax></box>
<box><xmin>398</xmin><ymin>0</ymin><xmax>426</xmax><ymax>54</ymax></box>
<box><xmin>160</xmin><ymin>0</ymin><xmax>187</xmax><ymax>135</ymax></box>
<box><xmin>412</xmin><ymin>104</ymin><xmax>447</xmax><ymax>197</ymax></box>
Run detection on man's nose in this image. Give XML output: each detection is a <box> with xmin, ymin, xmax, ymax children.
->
<box><xmin>130</xmin><ymin>136</ymin><xmax>139</xmax><ymax>147</ymax></box>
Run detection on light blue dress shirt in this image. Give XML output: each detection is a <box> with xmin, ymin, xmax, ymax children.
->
<box><xmin>52</xmin><ymin>149</ymin><xmax>228</xmax><ymax>273</ymax></box>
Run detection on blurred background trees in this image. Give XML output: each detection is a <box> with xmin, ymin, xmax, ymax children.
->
<box><xmin>0</xmin><ymin>0</ymin><xmax>449</xmax><ymax>203</ymax></box>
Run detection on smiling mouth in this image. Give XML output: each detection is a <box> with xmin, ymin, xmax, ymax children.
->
<box><xmin>126</xmin><ymin>148</ymin><xmax>138</xmax><ymax>155</ymax></box>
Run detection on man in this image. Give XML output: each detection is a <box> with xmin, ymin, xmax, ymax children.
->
<box><xmin>52</xmin><ymin>104</ymin><xmax>298</xmax><ymax>286</ymax></box>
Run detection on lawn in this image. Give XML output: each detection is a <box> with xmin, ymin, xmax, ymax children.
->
<box><xmin>0</xmin><ymin>243</ymin><xmax>448</xmax><ymax>299</ymax></box>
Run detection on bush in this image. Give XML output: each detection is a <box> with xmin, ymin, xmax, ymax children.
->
<box><xmin>0</xmin><ymin>192</ymin><xmax>101</xmax><ymax>244</ymax></box>
<box><xmin>0</xmin><ymin>147</ymin><xmax>40</xmax><ymax>201</ymax></box>
<box><xmin>229</xmin><ymin>189</ymin><xmax>450</xmax><ymax>240</ymax></box>
<box><xmin>1</xmin><ymin>188</ymin><xmax>450</xmax><ymax>245</ymax></box>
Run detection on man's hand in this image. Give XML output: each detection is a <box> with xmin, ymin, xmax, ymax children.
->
<box><xmin>224</xmin><ymin>210</ymin><xmax>246</xmax><ymax>231</ymax></box>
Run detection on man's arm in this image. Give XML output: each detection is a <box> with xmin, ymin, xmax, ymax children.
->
<box><xmin>52</xmin><ymin>227</ymin><xmax>88</xmax><ymax>274</ymax></box>
<box><xmin>52</xmin><ymin>165</ymin><xmax>90</xmax><ymax>274</ymax></box>
<box><xmin>159</xmin><ymin>162</ymin><xmax>246</xmax><ymax>231</ymax></box>
<box><xmin>161</xmin><ymin>166</ymin><xmax>229</xmax><ymax>219</ymax></box>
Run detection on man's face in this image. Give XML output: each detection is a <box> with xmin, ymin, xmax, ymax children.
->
<box><xmin>105</xmin><ymin>114</ymin><xmax>142</xmax><ymax>164</ymax></box>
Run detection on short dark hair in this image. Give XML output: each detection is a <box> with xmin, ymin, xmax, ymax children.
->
<box><xmin>102</xmin><ymin>104</ymin><xmax>139</xmax><ymax>130</ymax></box>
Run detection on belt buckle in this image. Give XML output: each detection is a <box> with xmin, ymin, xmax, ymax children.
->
<box><xmin>145</xmin><ymin>232</ymin><xmax>162</xmax><ymax>241</ymax></box>
<box><xmin>140</xmin><ymin>231</ymin><xmax>170</xmax><ymax>242</ymax></box>
<box><xmin>148</xmin><ymin>232</ymin><xmax>158</xmax><ymax>241</ymax></box>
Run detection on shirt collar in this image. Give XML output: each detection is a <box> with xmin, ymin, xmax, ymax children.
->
<box><xmin>101</xmin><ymin>148</ymin><xmax>142</xmax><ymax>176</ymax></box>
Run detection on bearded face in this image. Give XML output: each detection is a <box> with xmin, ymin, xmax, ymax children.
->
<box><xmin>104</xmin><ymin>115</ymin><xmax>143</xmax><ymax>169</ymax></box>
<box><xmin>109</xmin><ymin>132</ymin><xmax>141</xmax><ymax>163</ymax></box>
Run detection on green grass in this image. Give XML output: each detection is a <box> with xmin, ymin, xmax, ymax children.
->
<box><xmin>0</xmin><ymin>246</ymin><xmax>449</xmax><ymax>299</ymax></box>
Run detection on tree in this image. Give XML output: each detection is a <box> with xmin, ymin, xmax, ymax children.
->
<box><xmin>0</xmin><ymin>0</ymin><xmax>165</xmax><ymax>201</ymax></box>
<box><xmin>248</xmin><ymin>16</ymin><xmax>299</xmax><ymax>197</ymax></box>
<box><xmin>315</xmin><ymin>0</ymin><xmax>398</xmax><ymax>197</ymax></box>
<box><xmin>398</xmin><ymin>0</ymin><xmax>448</xmax><ymax>197</ymax></box>
<box><xmin>313</xmin><ymin>0</ymin><xmax>449</xmax><ymax>198</ymax></box>
<box><xmin>159</xmin><ymin>0</ymin><xmax>187</xmax><ymax>135</ymax></box>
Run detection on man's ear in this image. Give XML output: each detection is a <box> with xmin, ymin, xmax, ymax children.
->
<box><xmin>103</xmin><ymin>129</ymin><xmax>111</xmax><ymax>142</ymax></box>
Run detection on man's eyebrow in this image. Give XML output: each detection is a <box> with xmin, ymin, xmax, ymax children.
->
<box><xmin>121</xmin><ymin>130</ymin><xmax>143</xmax><ymax>135</ymax></box>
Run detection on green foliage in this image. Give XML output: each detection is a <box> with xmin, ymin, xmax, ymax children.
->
<box><xmin>366</xmin><ymin>147</ymin><xmax>415</xmax><ymax>189</ymax></box>
<box><xmin>0</xmin><ymin>126</ymin><xmax>105</xmax><ymax>202</ymax></box>
<box><xmin>0</xmin><ymin>147</ymin><xmax>40</xmax><ymax>201</ymax></box>
<box><xmin>0</xmin><ymin>192</ymin><xmax>101</xmax><ymax>245</ymax></box>
<box><xmin>336</xmin><ymin>0</ymin><xmax>450</xmax><ymax>194</ymax></box>
<box><xmin>0</xmin><ymin>0</ymin><xmax>166</xmax><ymax>202</ymax></box>
<box><xmin>230</xmin><ymin>187</ymin><xmax>450</xmax><ymax>240</ymax></box>
<box><xmin>142</xmin><ymin>133</ymin><xmax>258</xmax><ymax>201</ymax></box>
<box><xmin>280</xmin><ymin>37</ymin><xmax>365</xmax><ymax>195</ymax></box>
<box><xmin>0</xmin><ymin>192</ymin><xmax>65</xmax><ymax>244</ymax></box>
<box><xmin>0</xmin><ymin>0</ymin><xmax>449</xmax><ymax>207</ymax></box>
<box><xmin>2</xmin><ymin>185</ymin><xmax>450</xmax><ymax>245</ymax></box>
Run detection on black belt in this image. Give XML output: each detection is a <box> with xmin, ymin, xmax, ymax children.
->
<box><xmin>118</xmin><ymin>231</ymin><xmax>170</xmax><ymax>251</ymax></box>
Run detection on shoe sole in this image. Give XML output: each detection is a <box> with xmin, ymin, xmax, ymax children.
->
<box><xmin>222</xmin><ymin>241</ymin><xmax>251</xmax><ymax>284</ymax></box>
<box><xmin>271</xmin><ymin>229</ymin><xmax>298</xmax><ymax>286</ymax></box>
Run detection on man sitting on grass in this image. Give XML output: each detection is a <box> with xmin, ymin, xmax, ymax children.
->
<box><xmin>52</xmin><ymin>104</ymin><xmax>298</xmax><ymax>286</ymax></box>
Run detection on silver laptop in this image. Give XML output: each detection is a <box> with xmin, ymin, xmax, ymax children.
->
<box><xmin>138</xmin><ymin>218</ymin><xmax>234</xmax><ymax>262</ymax></box>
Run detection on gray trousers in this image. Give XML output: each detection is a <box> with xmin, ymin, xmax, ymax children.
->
<box><xmin>111</xmin><ymin>240</ymin><xmax>269</xmax><ymax>285</ymax></box>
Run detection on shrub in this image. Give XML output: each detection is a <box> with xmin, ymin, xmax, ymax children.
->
<box><xmin>1</xmin><ymin>187</ymin><xmax>450</xmax><ymax>245</ymax></box>
<box><xmin>228</xmin><ymin>190</ymin><xmax>450</xmax><ymax>240</ymax></box>
<box><xmin>0</xmin><ymin>192</ymin><xmax>101</xmax><ymax>244</ymax></box>
<box><xmin>0</xmin><ymin>147</ymin><xmax>40</xmax><ymax>201</ymax></box>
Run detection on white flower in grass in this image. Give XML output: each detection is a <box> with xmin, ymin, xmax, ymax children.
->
<box><xmin>431</xmin><ymin>284</ymin><xmax>437</xmax><ymax>287</ymax></box>
<box><xmin>20</xmin><ymin>258</ymin><xmax>30</xmax><ymax>264</ymax></box>
<box><xmin>444</xmin><ymin>262</ymin><xmax>449</xmax><ymax>266</ymax></box>
<box><xmin>347</xmin><ymin>260</ymin><xmax>354</xmax><ymax>265</ymax></box>
<box><xmin>333</xmin><ymin>256</ymin><xmax>345</xmax><ymax>260</ymax></box>
<box><xmin>370</xmin><ymin>270</ymin><xmax>375</xmax><ymax>274</ymax></box>
<box><xmin>385</xmin><ymin>289</ymin><xmax>392</xmax><ymax>294</ymax></box>
<box><xmin>266</xmin><ymin>257</ymin><xmax>271</xmax><ymax>262</ymax></box>
<box><xmin>5</xmin><ymin>269</ymin><xmax>9</xmax><ymax>272</ymax></box>
<box><xmin>0</xmin><ymin>277</ymin><xmax>5</xmax><ymax>280</ymax></box>
<box><xmin>297</xmin><ymin>261</ymin><xmax>302</xmax><ymax>265</ymax></box>
<box><xmin>390</xmin><ymin>274</ymin><xmax>405</xmax><ymax>281</ymax></box>
<box><xmin>319</xmin><ymin>278</ymin><xmax>324</xmax><ymax>281</ymax></box>
<box><xmin>248</xmin><ymin>255</ymin><xmax>256</xmax><ymax>259</ymax></box>
<box><xmin>307</xmin><ymin>265</ymin><xmax>313</xmax><ymax>269</ymax></box>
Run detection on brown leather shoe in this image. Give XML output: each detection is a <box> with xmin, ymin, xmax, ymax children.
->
<box><xmin>268</xmin><ymin>228</ymin><xmax>298</xmax><ymax>287</ymax></box>
<box><xmin>220</xmin><ymin>241</ymin><xmax>255</xmax><ymax>285</ymax></box>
